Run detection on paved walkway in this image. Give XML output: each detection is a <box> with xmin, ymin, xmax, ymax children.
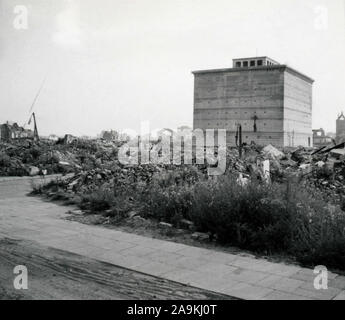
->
<box><xmin>0</xmin><ymin>176</ymin><xmax>344</xmax><ymax>300</ymax></box>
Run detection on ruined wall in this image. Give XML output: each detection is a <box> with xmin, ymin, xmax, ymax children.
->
<box><xmin>0</xmin><ymin>125</ymin><xmax>10</xmax><ymax>141</ymax></box>
<box><xmin>336</xmin><ymin>117</ymin><xmax>345</xmax><ymax>139</ymax></box>
<box><xmin>193</xmin><ymin>67</ymin><xmax>285</xmax><ymax>146</ymax></box>
<box><xmin>283</xmin><ymin>70</ymin><xmax>313</xmax><ymax>147</ymax></box>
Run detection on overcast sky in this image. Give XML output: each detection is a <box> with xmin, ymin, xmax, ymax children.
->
<box><xmin>0</xmin><ymin>0</ymin><xmax>344</xmax><ymax>136</ymax></box>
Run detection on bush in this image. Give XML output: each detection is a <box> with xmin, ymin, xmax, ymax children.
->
<box><xmin>79</xmin><ymin>186</ymin><xmax>133</xmax><ymax>220</ymax></box>
<box><xmin>291</xmin><ymin>200</ymin><xmax>345</xmax><ymax>269</ymax></box>
<box><xmin>190</xmin><ymin>177</ymin><xmax>345</xmax><ymax>269</ymax></box>
<box><xmin>152</xmin><ymin>165</ymin><xmax>203</xmax><ymax>188</ymax></box>
<box><xmin>191</xmin><ymin>177</ymin><xmax>293</xmax><ymax>252</ymax></box>
<box><xmin>0</xmin><ymin>152</ymin><xmax>11</xmax><ymax>167</ymax></box>
<box><xmin>142</xmin><ymin>183</ymin><xmax>194</xmax><ymax>224</ymax></box>
<box><xmin>22</xmin><ymin>147</ymin><xmax>42</xmax><ymax>163</ymax></box>
<box><xmin>31</xmin><ymin>178</ymin><xmax>65</xmax><ymax>194</ymax></box>
<box><xmin>80</xmin><ymin>189</ymin><xmax>115</xmax><ymax>212</ymax></box>
<box><xmin>141</xmin><ymin>166</ymin><xmax>203</xmax><ymax>224</ymax></box>
<box><xmin>144</xmin><ymin>172</ymin><xmax>345</xmax><ymax>269</ymax></box>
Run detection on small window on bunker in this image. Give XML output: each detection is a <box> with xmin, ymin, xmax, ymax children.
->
<box><xmin>236</xmin><ymin>61</ymin><xmax>241</xmax><ymax>67</ymax></box>
<box><xmin>253</xmin><ymin>115</ymin><xmax>258</xmax><ymax>132</ymax></box>
<box><xmin>257</xmin><ymin>60</ymin><xmax>263</xmax><ymax>66</ymax></box>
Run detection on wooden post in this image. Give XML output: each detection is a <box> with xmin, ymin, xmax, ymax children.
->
<box><xmin>238</xmin><ymin>124</ymin><xmax>242</xmax><ymax>158</ymax></box>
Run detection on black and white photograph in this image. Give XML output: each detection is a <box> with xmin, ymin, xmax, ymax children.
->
<box><xmin>0</xmin><ymin>0</ymin><xmax>345</xmax><ymax>307</ymax></box>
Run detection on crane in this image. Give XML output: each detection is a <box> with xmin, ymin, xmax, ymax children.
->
<box><xmin>28</xmin><ymin>112</ymin><xmax>39</xmax><ymax>141</ymax></box>
<box><xmin>25</xmin><ymin>75</ymin><xmax>47</xmax><ymax>142</ymax></box>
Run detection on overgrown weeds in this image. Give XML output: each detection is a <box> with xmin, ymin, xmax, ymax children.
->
<box><xmin>143</xmin><ymin>173</ymin><xmax>345</xmax><ymax>270</ymax></box>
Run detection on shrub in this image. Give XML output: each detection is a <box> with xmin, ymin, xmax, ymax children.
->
<box><xmin>152</xmin><ymin>165</ymin><xmax>203</xmax><ymax>188</ymax></box>
<box><xmin>31</xmin><ymin>178</ymin><xmax>65</xmax><ymax>194</ymax></box>
<box><xmin>191</xmin><ymin>176</ymin><xmax>294</xmax><ymax>252</ymax></box>
<box><xmin>141</xmin><ymin>166</ymin><xmax>203</xmax><ymax>223</ymax></box>
<box><xmin>190</xmin><ymin>176</ymin><xmax>345</xmax><ymax>269</ymax></box>
<box><xmin>291</xmin><ymin>199</ymin><xmax>345</xmax><ymax>269</ymax></box>
<box><xmin>0</xmin><ymin>152</ymin><xmax>11</xmax><ymax>167</ymax></box>
<box><xmin>142</xmin><ymin>183</ymin><xmax>194</xmax><ymax>224</ymax></box>
<box><xmin>79</xmin><ymin>186</ymin><xmax>133</xmax><ymax>220</ymax></box>
<box><xmin>30</xmin><ymin>147</ymin><xmax>42</xmax><ymax>159</ymax></box>
<box><xmin>80</xmin><ymin>189</ymin><xmax>115</xmax><ymax>212</ymax></box>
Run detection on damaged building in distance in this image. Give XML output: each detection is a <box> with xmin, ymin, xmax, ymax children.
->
<box><xmin>336</xmin><ymin>112</ymin><xmax>345</xmax><ymax>143</ymax></box>
<box><xmin>192</xmin><ymin>56</ymin><xmax>314</xmax><ymax>147</ymax></box>
<box><xmin>0</xmin><ymin>121</ymin><xmax>34</xmax><ymax>141</ymax></box>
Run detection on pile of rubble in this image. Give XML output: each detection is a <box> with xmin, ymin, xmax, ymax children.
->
<box><xmin>0</xmin><ymin>137</ymin><xmax>122</xmax><ymax>177</ymax></box>
<box><xmin>37</xmin><ymin>143</ymin><xmax>344</xmax><ymax>205</ymax></box>
<box><xmin>63</xmin><ymin>164</ymin><xmax>162</xmax><ymax>194</ymax></box>
<box><xmin>223</xmin><ymin>143</ymin><xmax>345</xmax><ymax>201</ymax></box>
<box><xmin>306</xmin><ymin>144</ymin><xmax>345</xmax><ymax>201</ymax></box>
<box><xmin>0</xmin><ymin>140</ymin><xmax>80</xmax><ymax>176</ymax></box>
<box><xmin>2</xmin><ymin>135</ymin><xmax>344</xmax><ymax>204</ymax></box>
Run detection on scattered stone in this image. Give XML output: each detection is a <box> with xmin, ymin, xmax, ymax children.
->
<box><xmin>179</xmin><ymin>219</ymin><xmax>194</xmax><ymax>230</ymax></box>
<box><xmin>291</xmin><ymin>148</ymin><xmax>311</xmax><ymax>163</ymax></box>
<box><xmin>262</xmin><ymin>144</ymin><xmax>284</xmax><ymax>160</ymax></box>
<box><xmin>237</xmin><ymin>173</ymin><xmax>249</xmax><ymax>186</ymax></box>
<box><xmin>28</xmin><ymin>166</ymin><xmax>40</xmax><ymax>176</ymax></box>
<box><xmin>280</xmin><ymin>159</ymin><xmax>298</xmax><ymax>167</ymax></box>
<box><xmin>191</xmin><ymin>232</ymin><xmax>210</xmax><ymax>241</ymax></box>
<box><xmin>316</xmin><ymin>161</ymin><xmax>325</xmax><ymax>168</ymax></box>
<box><xmin>132</xmin><ymin>216</ymin><xmax>147</xmax><ymax>222</ymax></box>
<box><xmin>159</xmin><ymin>222</ymin><xmax>173</xmax><ymax>228</ymax></box>
<box><xmin>67</xmin><ymin>209</ymin><xmax>83</xmax><ymax>215</ymax></box>
<box><xmin>129</xmin><ymin>215</ymin><xmax>151</xmax><ymax>227</ymax></box>
<box><xmin>299</xmin><ymin>163</ymin><xmax>312</xmax><ymax>174</ymax></box>
<box><xmin>128</xmin><ymin>211</ymin><xmax>139</xmax><ymax>218</ymax></box>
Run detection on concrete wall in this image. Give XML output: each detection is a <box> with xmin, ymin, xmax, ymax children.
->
<box><xmin>193</xmin><ymin>67</ymin><xmax>285</xmax><ymax>146</ymax></box>
<box><xmin>283</xmin><ymin>70</ymin><xmax>313</xmax><ymax>147</ymax></box>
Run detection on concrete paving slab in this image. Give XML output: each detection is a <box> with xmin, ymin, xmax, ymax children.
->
<box><xmin>333</xmin><ymin>291</ymin><xmax>345</xmax><ymax>300</ymax></box>
<box><xmin>257</xmin><ymin>274</ymin><xmax>306</xmax><ymax>292</ymax></box>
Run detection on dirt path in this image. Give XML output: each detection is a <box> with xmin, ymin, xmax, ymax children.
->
<box><xmin>0</xmin><ymin>238</ymin><xmax>234</xmax><ymax>300</ymax></box>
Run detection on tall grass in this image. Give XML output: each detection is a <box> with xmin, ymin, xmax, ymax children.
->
<box><xmin>144</xmin><ymin>174</ymin><xmax>345</xmax><ymax>270</ymax></box>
